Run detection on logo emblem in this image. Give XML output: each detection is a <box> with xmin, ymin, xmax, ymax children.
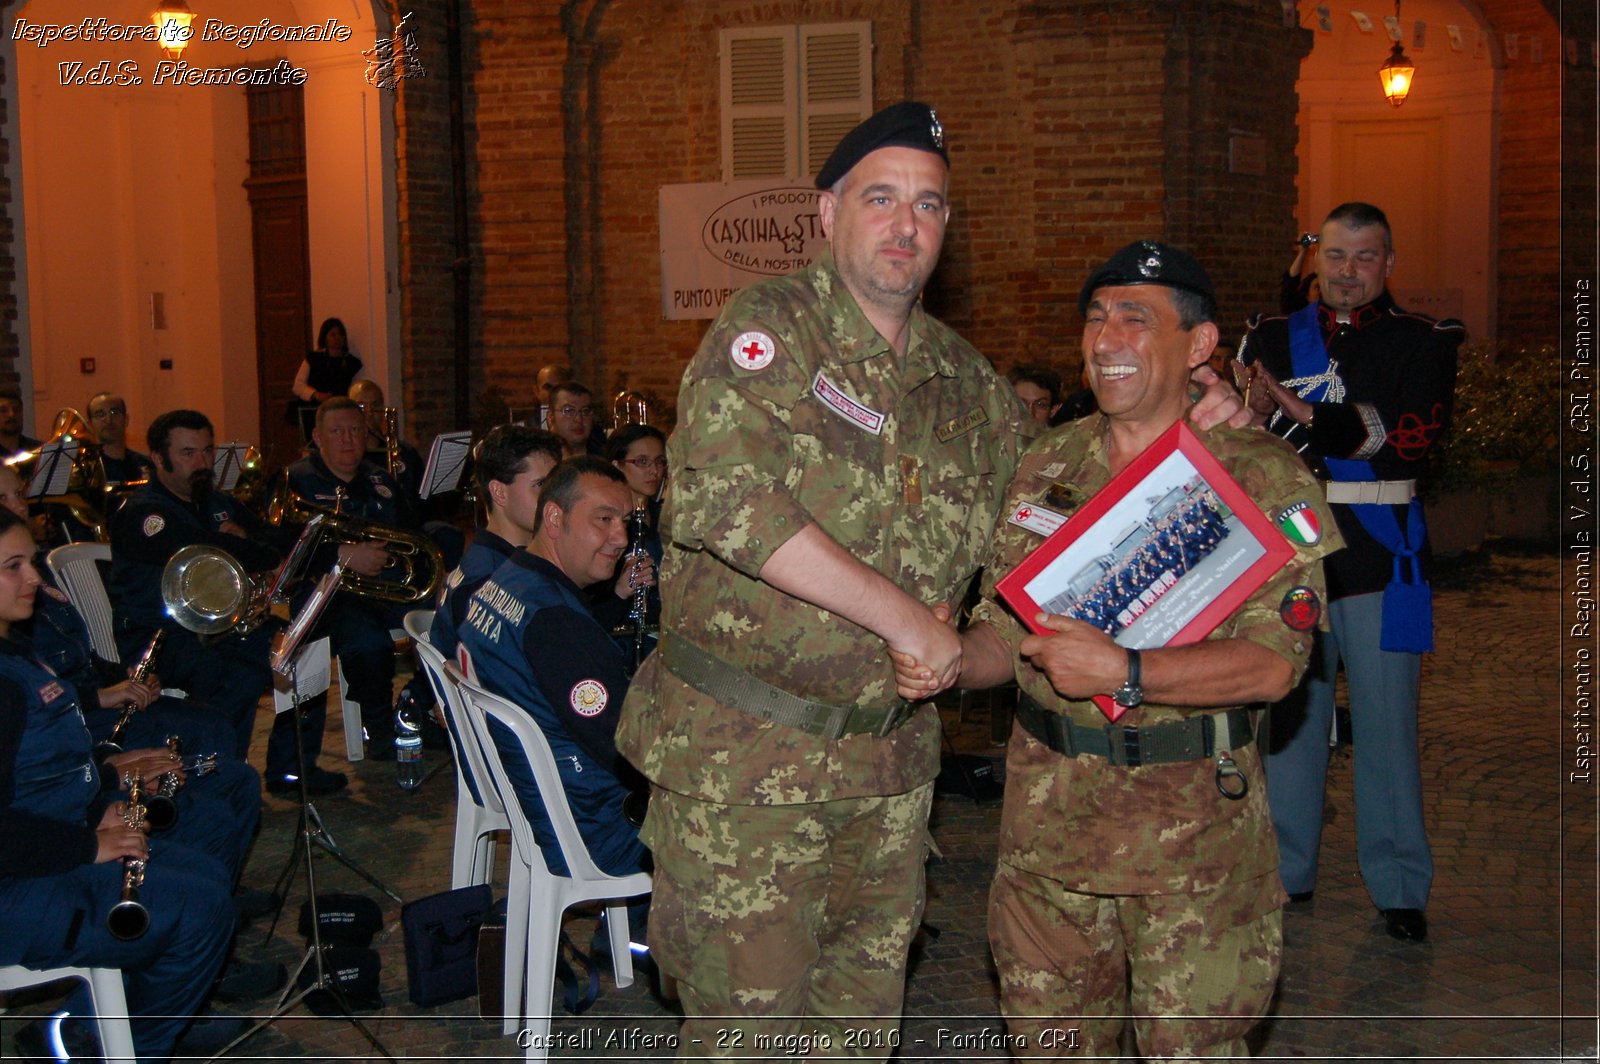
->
<box><xmin>570</xmin><ymin>679</ymin><xmax>608</xmax><ymax>718</ymax></box>
<box><xmin>142</xmin><ymin>514</ymin><xmax>165</xmax><ymax>537</ymax></box>
<box><xmin>730</xmin><ymin>330</ymin><xmax>777</xmax><ymax>372</ymax></box>
<box><xmin>1280</xmin><ymin>586</ymin><xmax>1322</xmax><ymax>631</ymax></box>
<box><xmin>1137</xmin><ymin>241</ymin><xmax>1162</xmax><ymax>278</ymax></box>
<box><xmin>1276</xmin><ymin>500</ymin><xmax>1322</xmax><ymax>546</ymax></box>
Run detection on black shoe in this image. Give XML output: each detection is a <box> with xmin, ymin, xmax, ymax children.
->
<box><xmin>1287</xmin><ymin>890</ymin><xmax>1315</xmax><ymax>904</ymax></box>
<box><xmin>212</xmin><ymin>956</ymin><xmax>289</xmax><ymax>1004</ymax></box>
<box><xmin>1383</xmin><ymin>907</ymin><xmax>1428</xmax><ymax>941</ymax></box>
<box><xmin>175</xmin><ymin>1015</ymin><xmax>256</xmax><ymax>1055</ymax></box>
<box><xmin>266</xmin><ymin>767</ymin><xmax>348</xmax><ymax>797</ymax></box>
<box><xmin>12</xmin><ymin>1014</ymin><xmax>99</xmax><ymax>1062</ymax></box>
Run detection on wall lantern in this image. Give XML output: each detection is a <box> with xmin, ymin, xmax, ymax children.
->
<box><xmin>1378</xmin><ymin>2</ymin><xmax>1416</xmax><ymax>108</ymax></box>
<box><xmin>153</xmin><ymin>0</ymin><xmax>196</xmax><ymax>61</ymax></box>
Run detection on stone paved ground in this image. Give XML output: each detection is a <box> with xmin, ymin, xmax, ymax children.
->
<box><xmin>4</xmin><ymin>544</ymin><xmax>1593</xmax><ymax>1062</ymax></box>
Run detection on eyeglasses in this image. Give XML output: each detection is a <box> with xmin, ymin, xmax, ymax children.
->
<box><xmin>90</xmin><ymin>406</ymin><xmax>127</xmax><ymax>420</ymax></box>
<box><xmin>624</xmin><ymin>456</ymin><xmax>668</xmax><ymax>470</ymax></box>
<box><xmin>1023</xmin><ymin>397</ymin><xmax>1054</xmax><ymax>413</ymax></box>
<box><xmin>555</xmin><ymin>406</ymin><xmax>595</xmax><ymax>419</ymax></box>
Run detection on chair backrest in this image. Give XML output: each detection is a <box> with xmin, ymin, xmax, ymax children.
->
<box><xmin>444</xmin><ymin>661</ymin><xmax>618</xmax><ymax>885</ymax></box>
<box><xmin>405</xmin><ymin>609</ymin><xmax>503</xmax><ymax>814</ymax></box>
<box><xmin>47</xmin><ymin>542</ymin><xmax>118</xmax><ymax>663</ymax></box>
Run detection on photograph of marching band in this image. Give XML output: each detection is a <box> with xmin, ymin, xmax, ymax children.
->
<box><xmin>0</xmin><ymin>1</ymin><xmax>1582</xmax><ymax>1062</ymax></box>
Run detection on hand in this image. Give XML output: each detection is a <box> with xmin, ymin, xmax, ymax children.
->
<box><xmin>218</xmin><ymin>520</ymin><xmax>249</xmax><ymax>538</ymax></box>
<box><xmin>887</xmin><ymin>603</ymin><xmax>961</xmax><ymax>699</ymax></box>
<box><xmin>613</xmin><ymin>553</ymin><xmax>656</xmax><ymax>600</ymax></box>
<box><xmin>340</xmin><ymin>540</ymin><xmax>392</xmax><ymax>576</ymax></box>
<box><xmin>103</xmin><ymin>748</ymin><xmax>185</xmax><ymax>787</ymax></box>
<box><xmin>97</xmin><ymin>677</ymin><xmax>158</xmax><ymax>711</ymax></box>
<box><xmin>1187</xmin><ymin>365</ymin><xmax>1252</xmax><ymax>430</ymax></box>
<box><xmin>1239</xmin><ymin>361</ymin><xmax>1313</xmax><ymax>426</ymax></box>
<box><xmin>94</xmin><ymin>802</ymin><xmax>148</xmax><ymax>863</ymax></box>
<box><xmin>1018</xmin><ymin>613</ymin><xmax>1127</xmax><ymax>702</ymax></box>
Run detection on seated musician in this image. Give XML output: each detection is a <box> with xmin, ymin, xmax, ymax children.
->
<box><xmin>87</xmin><ymin>392</ymin><xmax>155</xmax><ymax>486</ymax></box>
<box><xmin>286</xmin><ymin>397</ymin><xmax>431</xmax><ymax>760</ymax></box>
<box><xmin>547</xmin><ymin>383</ymin><xmax>605</xmax><ymax>460</ymax></box>
<box><xmin>347</xmin><ymin>379</ymin><xmax>464</xmax><ymax>569</ymax></box>
<box><xmin>599</xmin><ymin>424</ymin><xmax>665</xmax><ymax>654</ymax></box>
<box><xmin>457</xmin><ymin>458</ymin><xmax>650</xmax><ymax>937</ymax></box>
<box><xmin>0</xmin><ymin>389</ymin><xmax>39</xmax><ymax>459</ymax></box>
<box><xmin>0</xmin><ymin>507</ymin><xmax>245</xmax><ymax>1061</ymax></box>
<box><xmin>108</xmin><ymin>410</ymin><xmax>347</xmax><ymax>797</ymax></box>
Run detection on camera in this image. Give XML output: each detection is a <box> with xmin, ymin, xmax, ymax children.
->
<box><xmin>1298</xmin><ymin>233</ymin><xmax>1319</xmax><ymax>248</ymax></box>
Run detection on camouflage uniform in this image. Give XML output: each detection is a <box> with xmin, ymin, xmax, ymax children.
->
<box><xmin>617</xmin><ymin>246</ymin><xmax>1027</xmax><ymax>1057</ymax></box>
<box><xmin>970</xmin><ymin>417</ymin><xmax>1342</xmax><ymax>1059</ymax></box>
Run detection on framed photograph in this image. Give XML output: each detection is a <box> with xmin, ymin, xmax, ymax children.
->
<box><xmin>995</xmin><ymin>422</ymin><xmax>1295</xmax><ymax>720</ymax></box>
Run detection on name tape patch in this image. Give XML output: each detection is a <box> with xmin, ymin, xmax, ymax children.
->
<box><xmin>813</xmin><ymin>372</ymin><xmax>885</xmax><ymax>435</ymax></box>
<box><xmin>1008</xmin><ymin>501</ymin><xmax>1068</xmax><ymax>537</ymax></box>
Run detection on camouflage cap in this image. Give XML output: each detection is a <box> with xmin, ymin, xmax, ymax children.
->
<box><xmin>814</xmin><ymin>101</ymin><xmax>948</xmax><ymax>189</ymax></box>
<box><xmin>1077</xmin><ymin>240</ymin><xmax>1217</xmax><ymax>318</ymax></box>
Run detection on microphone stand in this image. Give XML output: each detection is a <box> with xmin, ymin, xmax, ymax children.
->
<box><xmin>208</xmin><ymin>566</ymin><xmax>396</xmax><ymax>1062</ymax></box>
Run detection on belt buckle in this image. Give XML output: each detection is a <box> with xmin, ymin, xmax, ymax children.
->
<box><xmin>1117</xmin><ymin>726</ymin><xmax>1142</xmax><ymax>768</ymax></box>
<box><xmin>877</xmin><ymin>701</ymin><xmax>913</xmax><ymax>738</ymax></box>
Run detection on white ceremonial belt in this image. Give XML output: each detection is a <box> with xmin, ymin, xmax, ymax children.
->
<box><xmin>1325</xmin><ymin>479</ymin><xmax>1416</xmax><ymax>505</ymax></box>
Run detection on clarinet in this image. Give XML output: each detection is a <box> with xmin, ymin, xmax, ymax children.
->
<box><xmin>106</xmin><ymin>774</ymin><xmax>152</xmax><ymax>941</ymax></box>
<box><xmin>93</xmin><ymin>629</ymin><xmax>166</xmax><ymax>761</ymax></box>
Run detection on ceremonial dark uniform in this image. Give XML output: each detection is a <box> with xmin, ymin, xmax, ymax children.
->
<box><xmin>1240</xmin><ymin>292</ymin><xmax>1463</xmax><ymax>913</ymax></box>
<box><xmin>101</xmin><ymin>449</ymin><xmax>155</xmax><ymax>486</ymax></box>
<box><xmin>107</xmin><ymin>480</ymin><xmax>293</xmax><ymax>772</ymax></box>
<box><xmin>0</xmin><ymin>635</ymin><xmax>235</xmax><ymax>1062</ymax></box>
<box><xmin>458</xmin><ymin>551</ymin><xmax>645</xmax><ymax>879</ymax></box>
<box><xmin>429</xmin><ymin>528</ymin><xmax>518</xmax><ymax>804</ymax></box>
<box><xmin>285</xmin><ymin>454</ymin><xmax>417</xmax><ymax>751</ymax></box>
<box><xmin>971</xmin><ymin>418</ymin><xmax>1341</xmax><ymax>1058</ymax></box>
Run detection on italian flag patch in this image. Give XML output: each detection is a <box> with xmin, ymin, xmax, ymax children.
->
<box><xmin>1277</xmin><ymin>501</ymin><xmax>1321</xmax><ymax>546</ymax></box>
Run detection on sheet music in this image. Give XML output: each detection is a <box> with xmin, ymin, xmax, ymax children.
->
<box><xmin>420</xmin><ymin>430</ymin><xmax>472</xmax><ymax>499</ymax></box>
<box><xmin>23</xmin><ymin>440</ymin><xmax>79</xmax><ymax>498</ymax></box>
<box><xmin>213</xmin><ymin>442</ymin><xmax>251</xmax><ymax>492</ymax></box>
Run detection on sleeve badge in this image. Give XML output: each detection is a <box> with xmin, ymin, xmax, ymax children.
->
<box><xmin>569</xmin><ymin>678</ymin><xmax>608</xmax><ymax>718</ymax></box>
<box><xmin>142</xmin><ymin>513</ymin><xmax>166</xmax><ymax>537</ymax></box>
<box><xmin>730</xmin><ymin>330</ymin><xmax>777</xmax><ymax>372</ymax></box>
<box><xmin>1275</xmin><ymin>500</ymin><xmax>1322</xmax><ymax>546</ymax></box>
<box><xmin>1280</xmin><ymin>586</ymin><xmax>1322</xmax><ymax>631</ymax></box>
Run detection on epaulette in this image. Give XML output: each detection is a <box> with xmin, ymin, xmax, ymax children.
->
<box><xmin>1433</xmin><ymin>317</ymin><xmax>1467</xmax><ymax>333</ymax></box>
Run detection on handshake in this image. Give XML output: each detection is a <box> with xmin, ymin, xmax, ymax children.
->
<box><xmin>887</xmin><ymin>602</ymin><xmax>962</xmax><ymax>702</ymax></box>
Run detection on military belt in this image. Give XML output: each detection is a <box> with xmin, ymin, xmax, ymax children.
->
<box><xmin>660</xmin><ymin>631</ymin><xmax>917</xmax><ymax>740</ymax></box>
<box><xmin>1016</xmin><ymin>692</ymin><xmax>1253</xmax><ymax>768</ymax></box>
<box><xmin>1325</xmin><ymin>479</ymin><xmax>1415</xmax><ymax>505</ymax></box>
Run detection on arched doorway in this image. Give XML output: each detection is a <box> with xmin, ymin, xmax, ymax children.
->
<box><xmin>4</xmin><ymin>0</ymin><xmax>401</xmax><ymax>465</ymax></box>
<box><xmin>1295</xmin><ymin>0</ymin><xmax>1497</xmax><ymax>340</ymax></box>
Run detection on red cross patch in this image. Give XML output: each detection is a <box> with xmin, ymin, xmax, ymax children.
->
<box><xmin>730</xmin><ymin>331</ymin><xmax>777</xmax><ymax>372</ymax></box>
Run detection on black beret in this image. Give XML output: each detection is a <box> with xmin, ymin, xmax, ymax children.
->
<box><xmin>814</xmin><ymin>101</ymin><xmax>948</xmax><ymax>190</ymax></box>
<box><xmin>1077</xmin><ymin>240</ymin><xmax>1217</xmax><ymax>318</ymax></box>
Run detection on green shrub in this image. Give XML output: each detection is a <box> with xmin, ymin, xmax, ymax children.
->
<box><xmin>1427</xmin><ymin>344</ymin><xmax>1560</xmax><ymax>496</ymax></box>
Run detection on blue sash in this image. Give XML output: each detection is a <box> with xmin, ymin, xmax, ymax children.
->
<box><xmin>1286</xmin><ymin>303</ymin><xmax>1432</xmax><ymax>653</ymax></box>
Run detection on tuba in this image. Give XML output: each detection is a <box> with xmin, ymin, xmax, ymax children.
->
<box><xmin>8</xmin><ymin>409</ymin><xmax>109</xmax><ymax>540</ymax></box>
<box><xmin>266</xmin><ymin>482</ymin><xmax>444</xmax><ymax>606</ymax></box>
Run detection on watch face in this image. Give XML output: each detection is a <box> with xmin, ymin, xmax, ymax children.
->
<box><xmin>1114</xmin><ymin>684</ymin><xmax>1143</xmax><ymax>708</ymax></box>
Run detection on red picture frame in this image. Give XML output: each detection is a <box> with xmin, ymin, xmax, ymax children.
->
<box><xmin>995</xmin><ymin>421</ymin><xmax>1296</xmax><ymax>720</ymax></box>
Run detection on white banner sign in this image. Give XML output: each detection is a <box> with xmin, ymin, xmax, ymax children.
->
<box><xmin>659</xmin><ymin>180</ymin><xmax>824</xmax><ymax>320</ymax></box>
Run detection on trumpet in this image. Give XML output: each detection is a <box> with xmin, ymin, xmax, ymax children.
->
<box><xmin>265</xmin><ymin>480</ymin><xmax>445</xmax><ymax>605</ymax></box>
<box><xmin>106</xmin><ymin>775</ymin><xmax>152</xmax><ymax>941</ymax></box>
<box><xmin>92</xmin><ymin>629</ymin><xmax>166</xmax><ymax>761</ymax></box>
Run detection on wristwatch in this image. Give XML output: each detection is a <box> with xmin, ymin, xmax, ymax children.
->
<box><xmin>1112</xmin><ymin>648</ymin><xmax>1144</xmax><ymax>708</ymax></box>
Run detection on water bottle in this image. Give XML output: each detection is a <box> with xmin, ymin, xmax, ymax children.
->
<box><xmin>395</xmin><ymin>694</ymin><xmax>423</xmax><ymax>793</ymax></box>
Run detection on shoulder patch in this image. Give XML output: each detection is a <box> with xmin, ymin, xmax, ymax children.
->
<box><xmin>42</xmin><ymin>585</ymin><xmax>69</xmax><ymax>604</ymax></box>
<box><xmin>730</xmin><ymin>330</ymin><xmax>777</xmax><ymax>372</ymax></box>
<box><xmin>142</xmin><ymin>513</ymin><xmax>165</xmax><ymax>537</ymax></box>
<box><xmin>1275</xmin><ymin>500</ymin><xmax>1322</xmax><ymax>546</ymax></box>
<box><xmin>569</xmin><ymin>678</ymin><xmax>608</xmax><ymax>718</ymax></box>
<box><xmin>1280</xmin><ymin>586</ymin><xmax>1322</xmax><ymax>631</ymax></box>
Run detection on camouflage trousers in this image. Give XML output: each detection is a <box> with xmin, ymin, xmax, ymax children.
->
<box><xmin>640</xmin><ymin>783</ymin><xmax>935</xmax><ymax>1061</ymax></box>
<box><xmin>988</xmin><ymin>861</ymin><xmax>1283</xmax><ymax>1059</ymax></box>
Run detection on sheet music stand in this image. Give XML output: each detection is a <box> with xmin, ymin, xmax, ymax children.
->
<box><xmin>23</xmin><ymin>439</ymin><xmax>80</xmax><ymax>499</ymax></box>
<box><xmin>212</xmin><ymin>443</ymin><xmax>252</xmax><ymax>493</ymax></box>
<box><xmin>418</xmin><ymin>430</ymin><xmax>472</xmax><ymax>499</ymax></box>
<box><xmin>214</xmin><ymin>568</ymin><xmax>396</xmax><ymax>1061</ymax></box>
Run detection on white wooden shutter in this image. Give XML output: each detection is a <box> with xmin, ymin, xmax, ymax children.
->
<box><xmin>799</xmin><ymin>23</ymin><xmax>872</xmax><ymax>180</ymax></box>
<box><xmin>721</xmin><ymin>27</ymin><xmax>797</xmax><ymax>180</ymax></box>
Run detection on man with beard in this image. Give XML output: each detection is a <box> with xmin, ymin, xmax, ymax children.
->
<box><xmin>108</xmin><ymin>411</ymin><xmax>346</xmax><ymax>794</ymax></box>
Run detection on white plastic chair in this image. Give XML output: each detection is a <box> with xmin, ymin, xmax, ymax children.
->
<box><xmin>46</xmin><ymin>542</ymin><xmax>119</xmax><ymax>663</ymax></box>
<box><xmin>445</xmin><ymin>662</ymin><xmax>651</xmax><ymax>1052</ymax></box>
<box><xmin>0</xmin><ymin>964</ymin><xmax>137</xmax><ymax>1063</ymax></box>
<box><xmin>403</xmin><ymin>608</ymin><xmax>509</xmax><ymax>888</ymax></box>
